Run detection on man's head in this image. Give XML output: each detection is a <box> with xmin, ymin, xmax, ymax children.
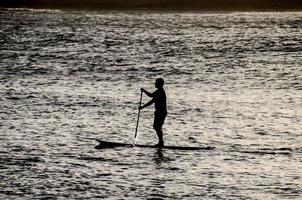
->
<box><xmin>155</xmin><ymin>78</ymin><xmax>164</xmax><ymax>88</ymax></box>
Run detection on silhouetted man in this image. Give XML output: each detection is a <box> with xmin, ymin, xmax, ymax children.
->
<box><xmin>139</xmin><ymin>78</ymin><xmax>167</xmax><ymax>147</ymax></box>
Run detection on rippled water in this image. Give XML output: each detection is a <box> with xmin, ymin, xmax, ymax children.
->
<box><xmin>0</xmin><ymin>9</ymin><xmax>302</xmax><ymax>199</ymax></box>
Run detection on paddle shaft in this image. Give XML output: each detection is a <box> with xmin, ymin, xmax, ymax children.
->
<box><xmin>134</xmin><ymin>91</ymin><xmax>143</xmax><ymax>143</ymax></box>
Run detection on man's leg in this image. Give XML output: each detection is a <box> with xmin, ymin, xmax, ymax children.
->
<box><xmin>155</xmin><ymin>127</ymin><xmax>164</xmax><ymax>147</ymax></box>
<box><xmin>154</xmin><ymin>112</ymin><xmax>166</xmax><ymax>147</ymax></box>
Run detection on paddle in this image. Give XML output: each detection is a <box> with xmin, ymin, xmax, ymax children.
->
<box><xmin>133</xmin><ymin>90</ymin><xmax>143</xmax><ymax>145</ymax></box>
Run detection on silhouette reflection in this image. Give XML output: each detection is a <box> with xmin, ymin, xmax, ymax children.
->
<box><xmin>153</xmin><ymin>148</ymin><xmax>164</xmax><ymax>165</ymax></box>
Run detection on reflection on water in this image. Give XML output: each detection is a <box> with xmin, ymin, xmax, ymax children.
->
<box><xmin>153</xmin><ymin>148</ymin><xmax>164</xmax><ymax>165</ymax></box>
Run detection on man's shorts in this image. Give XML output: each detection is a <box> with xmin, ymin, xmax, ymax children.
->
<box><xmin>153</xmin><ymin>111</ymin><xmax>167</xmax><ymax>130</ymax></box>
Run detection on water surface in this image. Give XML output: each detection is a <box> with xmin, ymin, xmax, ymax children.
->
<box><xmin>0</xmin><ymin>9</ymin><xmax>301</xmax><ymax>199</ymax></box>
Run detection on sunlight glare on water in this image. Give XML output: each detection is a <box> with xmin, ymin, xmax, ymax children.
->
<box><xmin>0</xmin><ymin>9</ymin><xmax>301</xmax><ymax>199</ymax></box>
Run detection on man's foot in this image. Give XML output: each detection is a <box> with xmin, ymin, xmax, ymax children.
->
<box><xmin>154</xmin><ymin>142</ymin><xmax>164</xmax><ymax>148</ymax></box>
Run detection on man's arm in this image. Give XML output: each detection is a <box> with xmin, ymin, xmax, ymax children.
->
<box><xmin>139</xmin><ymin>99</ymin><xmax>154</xmax><ymax>110</ymax></box>
<box><xmin>141</xmin><ymin>88</ymin><xmax>153</xmax><ymax>97</ymax></box>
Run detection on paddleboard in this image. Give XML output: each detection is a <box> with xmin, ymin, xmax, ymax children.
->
<box><xmin>96</xmin><ymin>139</ymin><xmax>215</xmax><ymax>150</ymax></box>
